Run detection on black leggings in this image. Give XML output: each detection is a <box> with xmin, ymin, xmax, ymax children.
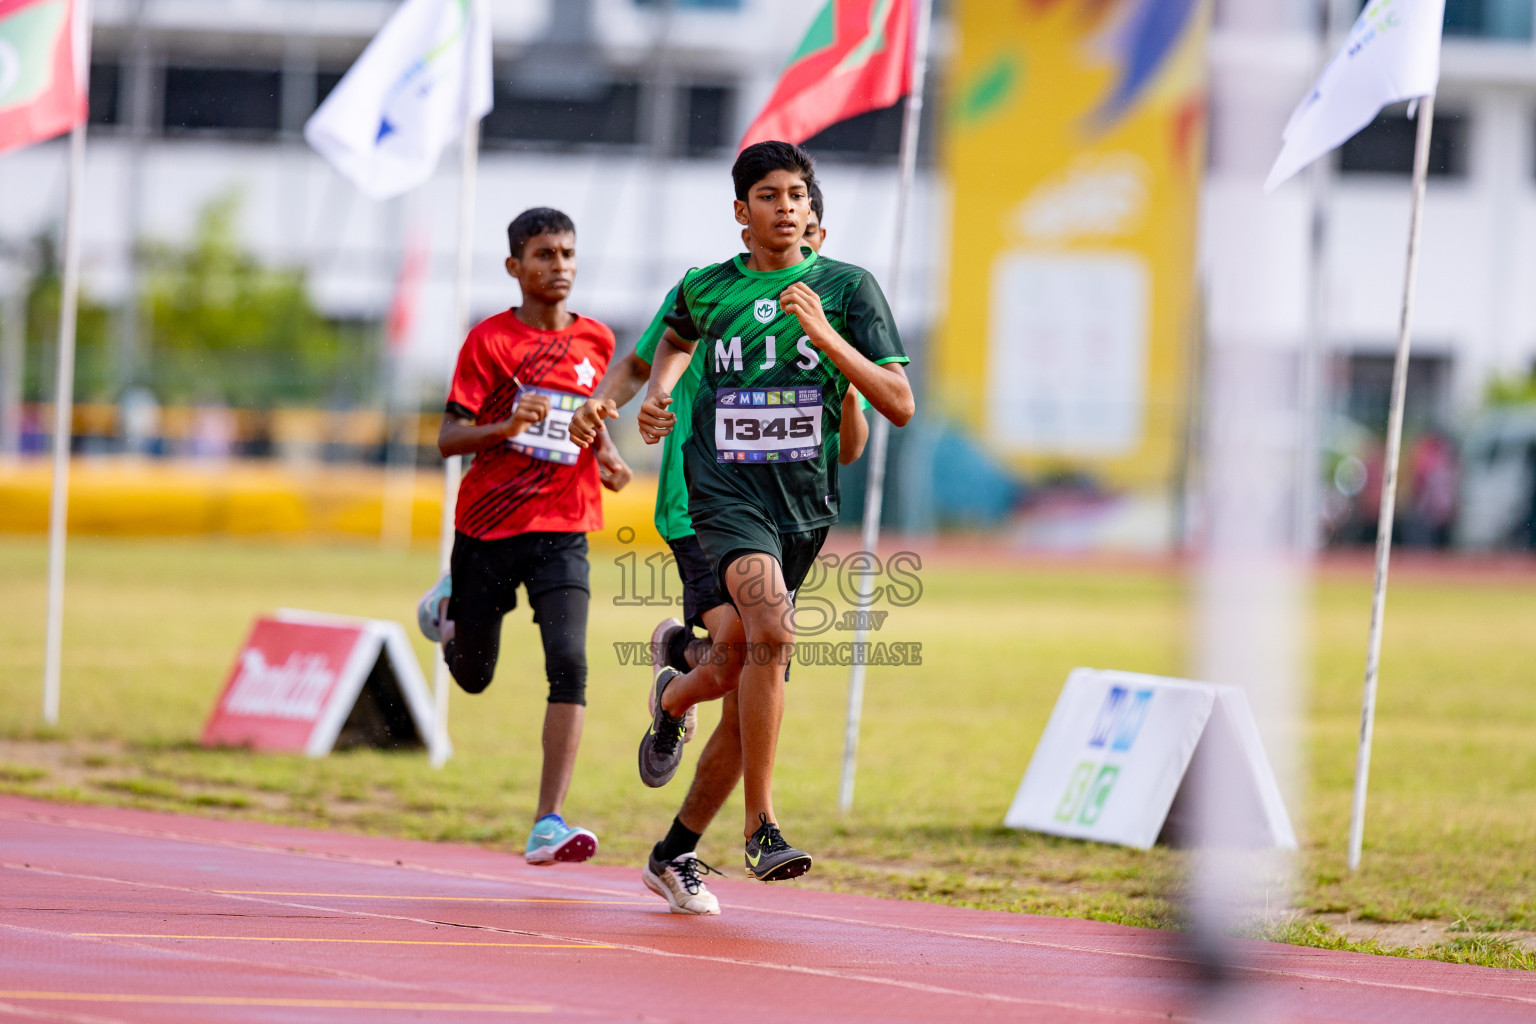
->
<box><xmin>445</xmin><ymin>586</ymin><xmax>588</xmax><ymax>705</ymax></box>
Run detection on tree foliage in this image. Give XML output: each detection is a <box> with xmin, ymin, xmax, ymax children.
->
<box><xmin>143</xmin><ymin>192</ymin><xmax>373</xmax><ymax>406</ymax></box>
<box><xmin>23</xmin><ymin>233</ymin><xmax>113</xmax><ymax>403</ymax></box>
<box><xmin>25</xmin><ymin>193</ymin><xmax>372</xmax><ymax>407</ymax></box>
<box><xmin>1485</xmin><ymin>372</ymin><xmax>1536</xmax><ymax>408</ymax></box>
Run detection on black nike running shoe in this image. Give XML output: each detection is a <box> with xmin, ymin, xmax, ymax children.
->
<box><xmin>744</xmin><ymin>812</ymin><xmax>812</xmax><ymax>882</ymax></box>
<box><xmin>649</xmin><ymin>617</ymin><xmax>697</xmax><ymax>741</ymax></box>
<box><xmin>638</xmin><ymin>667</ymin><xmax>689</xmax><ymax>788</ymax></box>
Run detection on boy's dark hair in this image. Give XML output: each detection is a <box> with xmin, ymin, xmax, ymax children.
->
<box><xmin>808</xmin><ymin>179</ymin><xmax>824</xmax><ymax>225</ymax></box>
<box><xmin>507</xmin><ymin>207</ymin><xmax>575</xmax><ymax>259</ymax></box>
<box><xmin>731</xmin><ymin>140</ymin><xmax>816</xmax><ymax>201</ymax></box>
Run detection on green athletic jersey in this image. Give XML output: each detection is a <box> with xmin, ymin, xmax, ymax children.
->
<box><xmin>664</xmin><ymin>248</ymin><xmax>908</xmax><ymax>533</ymax></box>
<box><xmin>632</xmin><ymin>282</ymin><xmax>700</xmax><ymax>542</ymax></box>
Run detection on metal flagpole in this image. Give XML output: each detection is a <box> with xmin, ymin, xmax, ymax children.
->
<box><xmin>1347</xmin><ymin>93</ymin><xmax>1435</xmax><ymax>870</ymax></box>
<box><xmin>839</xmin><ymin>0</ymin><xmax>933</xmax><ymax>813</ymax></box>
<box><xmin>42</xmin><ymin>0</ymin><xmax>93</xmax><ymax>726</ymax></box>
<box><xmin>430</xmin><ymin>36</ymin><xmax>483</xmax><ymax>770</ymax></box>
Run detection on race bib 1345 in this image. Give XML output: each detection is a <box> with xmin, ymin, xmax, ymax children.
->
<box><xmin>714</xmin><ymin>386</ymin><xmax>823</xmax><ymax>464</ymax></box>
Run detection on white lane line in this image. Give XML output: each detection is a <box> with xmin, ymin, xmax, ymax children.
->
<box><xmin>0</xmin><ymin>996</ymin><xmax>135</xmax><ymax>1024</ymax></box>
<box><xmin>213</xmin><ymin>891</ymin><xmax>648</xmax><ymax>905</ymax></box>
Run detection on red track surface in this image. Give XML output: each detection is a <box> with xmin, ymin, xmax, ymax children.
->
<box><xmin>1</xmin><ymin>794</ymin><xmax>1532</xmax><ymax>1023</ymax></box>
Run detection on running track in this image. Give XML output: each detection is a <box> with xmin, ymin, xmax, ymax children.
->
<box><xmin>1</xmin><ymin>795</ymin><xmax>1531</xmax><ymax>1023</ymax></box>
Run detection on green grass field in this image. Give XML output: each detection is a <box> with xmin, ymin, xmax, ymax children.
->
<box><xmin>0</xmin><ymin>535</ymin><xmax>1532</xmax><ymax>969</ymax></box>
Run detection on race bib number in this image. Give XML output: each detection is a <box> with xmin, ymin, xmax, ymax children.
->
<box><xmin>715</xmin><ymin>387</ymin><xmax>823</xmax><ymax>463</ymax></box>
<box><xmin>507</xmin><ymin>386</ymin><xmax>584</xmax><ymax>465</ymax></box>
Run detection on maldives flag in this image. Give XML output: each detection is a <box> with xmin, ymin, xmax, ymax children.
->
<box><xmin>0</xmin><ymin>0</ymin><xmax>87</xmax><ymax>155</ymax></box>
<box><xmin>739</xmin><ymin>0</ymin><xmax>913</xmax><ymax>150</ymax></box>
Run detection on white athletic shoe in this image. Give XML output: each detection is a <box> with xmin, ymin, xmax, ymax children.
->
<box><xmin>642</xmin><ymin>849</ymin><xmax>722</xmax><ymax>915</ymax></box>
<box><xmin>649</xmin><ymin>617</ymin><xmax>697</xmax><ymax>742</ymax></box>
<box><xmin>416</xmin><ymin>573</ymin><xmax>454</xmax><ymax>644</ymax></box>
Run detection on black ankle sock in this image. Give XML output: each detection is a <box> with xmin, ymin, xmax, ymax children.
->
<box><xmin>666</xmin><ymin>627</ymin><xmax>693</xmax><ymax>672</ymax></box>
<box><xmin>656</xmin><ymin>817</ymin><xmax>702</xmax><ymax>862</ymax></box>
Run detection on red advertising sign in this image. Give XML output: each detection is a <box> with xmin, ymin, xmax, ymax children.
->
<box><xmin>201</xmin><ymin>612</ymin><xmax>444</xmax><ymax>759</ymax></box>
<box><xmin>202</xmin><ymin>617</ymin><xmax>364</xmax><ymax>752</ymax></box>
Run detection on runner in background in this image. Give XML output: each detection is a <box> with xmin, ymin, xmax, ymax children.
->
<box><xmin>416</xmin><ymin>207</ymin><xmax>631</xmax><ymax>866</ymax></box>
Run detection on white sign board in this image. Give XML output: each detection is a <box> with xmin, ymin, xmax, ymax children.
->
<box><xmin>1004</xmin><ymin>668</ymin><xmax>1295</xmax><ymax>850</ymax></box>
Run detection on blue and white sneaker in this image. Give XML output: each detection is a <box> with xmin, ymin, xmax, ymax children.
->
<box><xmin>524</xmin><ymin>814</ymin><xmax>598</xmax><ymax>865</ymax></box>
<box><xmin>416</xmin><ymin>573</ymin><xmax>453</xmax><ymax>643</ymax></box>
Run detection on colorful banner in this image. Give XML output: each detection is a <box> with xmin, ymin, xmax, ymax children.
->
<box><xmin>936</xmin><ymin>0</ymin><xmax>1209</xmax><ymax>488</ymax></box>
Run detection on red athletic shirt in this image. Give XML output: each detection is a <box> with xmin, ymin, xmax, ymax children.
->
<box><xmin>446</xmin><ymin>309</ymin><xmax>614</xmax><ymax>540</ymax></box>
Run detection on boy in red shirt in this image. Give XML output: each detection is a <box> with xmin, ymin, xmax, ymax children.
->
<box><xmin>416</xmin><ymin>207</ymin><xmax>630</xmax><ymax>865</ymax></box>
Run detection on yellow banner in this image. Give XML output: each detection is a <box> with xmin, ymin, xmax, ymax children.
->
<box><xmin>937</xmin><ymin>0</ymin><xmax>1209</xmax><ymax>488</ymax></box>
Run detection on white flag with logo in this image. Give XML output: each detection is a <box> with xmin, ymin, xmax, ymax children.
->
<box><xmin>304</xmin><ymin>0</ymin><xmax>492</xmax><ymax>201</ymax></box>
<box><xmin>1265</xmin><ymin>0</ymin><xmax>1445</xmax><ymax>192</ymax></box>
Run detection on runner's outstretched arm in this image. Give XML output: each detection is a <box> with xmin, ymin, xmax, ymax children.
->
<box><xmin>635</xmin><ymin>330</ymin><xmax>697</xmax><ymax>445</ymax></box>
<box><xmin>780</xmin><ymin>282</ymin><xmax>914</xmax><ymax>427</ymax></box>
<box><xmin>437</xmin><ymin>392</ymin><xmax>550</xmax><ymax>457</ymax></box>
<box><xmin>570</xmin><ymin>350</ymin><xmax>653</xmax><ymax>447</ymax></box>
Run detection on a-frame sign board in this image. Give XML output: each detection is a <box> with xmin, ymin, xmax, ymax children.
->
<box><xmin>202</xmin><ymin>609</ymin><xmax>450</xmax><ymax>762</ymax></box>
<box><xmin>1004</xmin><ymin>668</ymin><xmax>1295</xmax><ymax>850</ymax></box>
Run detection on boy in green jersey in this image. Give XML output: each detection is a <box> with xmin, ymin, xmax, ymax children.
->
<box><xmin>572</xmin><ymin>186</ymin><xmax>867</xmax><ymax>908</ymax></box>
<box><xmin>585</xmin><ymin>140</ymin><xmax>913</xmax><ymax>881</ymax></box>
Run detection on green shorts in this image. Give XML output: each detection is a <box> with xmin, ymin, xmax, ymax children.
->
<box><xmin>690</xmin><ymin>502</ymin><xmax>830</xmax><ymax>602</ymax></box>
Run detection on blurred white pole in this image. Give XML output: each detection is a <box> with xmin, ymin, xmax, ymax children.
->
<box><xmin>1296</xmin><ymin>0</ymin><xmax>1340</xmax><ymax>554</ymax></box>
<box><xmin>0</xmin><ymin>268</ymin><xmax>24</xmax><ymax>462</ymax></box>
<box><xmin>117</xmin><ymin>0</ymin><xmax>150</xmax><ymax>396</ymax></box>
<box><xmin>430</xmin><ymin>80</ymin><xmax>482</xmax><ymax>769</ymax></box>
<box><xmin>382</xmin><ymin>370</ymin><xmax>419</xmax><ymax>550</ymax></box>
<box><xmin>1348</xmin><ymin>94</ymin><xmax>1436</xmax><ymax>871</ymax></box>
<box><xmin>839</xmin><ymin>0</ymin><xmax>932</xmax><ymax>814</ymax></box>
<box><xmin>1195</xmin><ymin>2</ymin><xmax>1310</xmax><ymax>1004</ymax></box>
<box><xmin>43</xmin><ymin>3</ymin><xmax>94</xmax><ymax>726</ymax></box>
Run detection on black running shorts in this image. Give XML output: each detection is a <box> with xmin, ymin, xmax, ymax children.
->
<box><xmin>690</xmin><ymin>503</ymin><xmax>830</xmax><ymax>605</ymax></box>
<box><xmin>448</xmin><ymin>531</ymin><xmax>590</xmax><ymax>622</ymax></box>
<box><xmin>667</xmin><ymin>533</ymin><xmax>727</xmax><ymax>631</ymax></box>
